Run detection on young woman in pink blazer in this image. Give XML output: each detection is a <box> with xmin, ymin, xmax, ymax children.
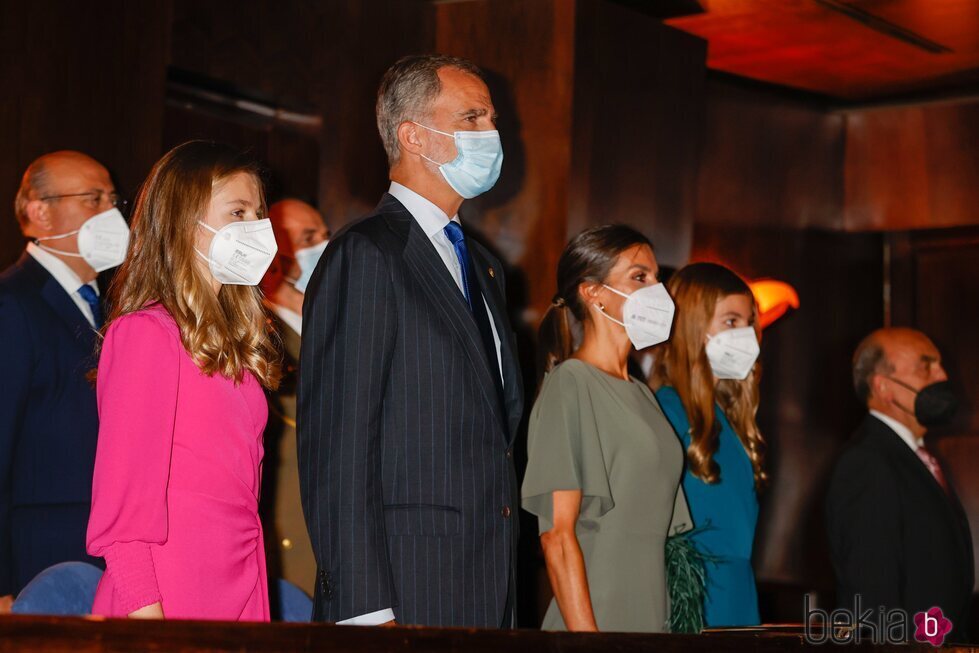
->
<box><xmin>86</xmin><ymin>141</ymin><xmax>282</xmax><ymax>620</ymax></box>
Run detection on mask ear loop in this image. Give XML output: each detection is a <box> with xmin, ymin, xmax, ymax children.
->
<box><xmin>34</xmin><ymin>220</ymin><xmax>87</xmax><ymax>257</ymax></box>
<box><xmin>595</xmin><ymin>284</ymin><xmax>630</xmax><ymax>327</ymax></box>
<box><xmin>36</xmin><ymin>229</ymin><xmax>81</xmax><ymax>241</ymax></box>
<box><xmin>194</xmin><ymin>221</ymin><xmax>219</xmax><ymax>270</ymax></box>
<box><xmin>411</xmin><ymin>121</ymin><xmax>456</xmax><ymax>168</ymax></box>
<box><xmin>885</xmin><ymin>376</ymin><xmax>921</xmax><ymax>418</ymax></box>
<box><xmin>592</xmin><ymin>301</ymin><xmax>627</xmax><ymax>328</ymax></box>
<box><xmin>33</xmin><ymin>208</ymin><xmax>123</xmax><ymax>257</ymax></box>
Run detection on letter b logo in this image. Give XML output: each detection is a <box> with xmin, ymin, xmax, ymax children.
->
<box><xmin>914</xmin><ymin>607</ymin><xmax>952</xmax><ymax>647</ymax></box>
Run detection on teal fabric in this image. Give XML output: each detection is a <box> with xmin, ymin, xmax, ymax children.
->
<box><xmin>655</xmin><ymin>386</ymin><xmax>760</xmax><ymax>627</ymax></box>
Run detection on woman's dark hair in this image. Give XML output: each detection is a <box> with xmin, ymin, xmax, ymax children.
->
<box><xmin>536</xmin><ymin>224</ymin><xmax>653</xmax><ymax>383</ymax></box>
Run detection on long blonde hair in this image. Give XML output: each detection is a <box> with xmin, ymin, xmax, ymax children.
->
<box><xmin>652</xmin><ymin>262</ymin><xmax>766</xmax><ymax>488</ymax></box>
<box><xmin>103</xmin><ymin>141</ymin><xmax>280</xmax><ymax>390</ymax></box>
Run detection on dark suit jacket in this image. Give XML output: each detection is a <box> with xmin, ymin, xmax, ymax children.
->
<box><xmin>297</xmin><ymin>194</ymin><xmax>523</xmax><ymax>627</ymax></box>
<box><xmin>0</xmin><ymin>253</ymin><xmax>103</xmax><ymax>595</ymax></box>
<box><xmin>826</xmin><ymin>414</ymin><xmax>974</xmax><ymax>640</ymax></box>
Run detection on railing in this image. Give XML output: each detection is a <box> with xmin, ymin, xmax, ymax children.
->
<box><xmin>0</xmin><ymin>615</ymin><xmax>967</xmax><ymax>653</ymax></box>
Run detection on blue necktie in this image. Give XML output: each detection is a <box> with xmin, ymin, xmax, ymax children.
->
<box><xmin>443</xmin><ymin>221</ymin><xmax>504</xmax><ymax>404</ymax></box>
<box><xmin>77</xmin><ymin>284</ymin><xmax>102</xmax><ymax>329</ymax></box>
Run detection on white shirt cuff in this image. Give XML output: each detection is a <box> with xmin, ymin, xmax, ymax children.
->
<box><xmin>336</xmin><ymin>608</ymin><xmax>395</xmax><ymax>625</ymax></box>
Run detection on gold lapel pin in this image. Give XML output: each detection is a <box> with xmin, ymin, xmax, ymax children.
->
<box><xmin>488</xmin><ymin>267</ymin><xmax>495</xmax><ymax>278</ymax></box>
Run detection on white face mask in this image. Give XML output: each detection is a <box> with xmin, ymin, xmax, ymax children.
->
<box><xmin>289</xmin><ymin>240</ymin><xmax>328</xmax><ymax>294</ymax></box>
<box><xmin>195</xmin><ymin>219</ymin><xmax>278</xmax><ymax>286</ymax></box>
<box><xmin>595</xmin><ymin>282</ymin><xmax>676</xmax><ymax>350</ymax></box>
<box><xmin>35</xmin><ymin>207</ymin><xmax>130</xmax><ymax>272</ymax></box>
<box><xmin>706</xmin><ymin>326</ymin><xmax>760</xmax><ymax>380</ymax></box>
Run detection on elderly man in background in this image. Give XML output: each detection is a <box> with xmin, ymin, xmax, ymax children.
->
<box><xmin>0</xmin><ymin>151</ymin><xmax>129</xmax><ymax>609</ymax></box>
<box><xmin>826</xmin><ymin>327</ymin><xmax>973</xmax><ymax>642</ymax></box>
<box><xmin>260</xmin><ymin>198</ymin><xmax>329</xmax><ymax>599</ymax></box>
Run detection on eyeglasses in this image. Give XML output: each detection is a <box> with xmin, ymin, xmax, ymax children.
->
<box><xmin>40</xmin><ymin>190</ymin><xmax>128</xmax><ymax>213</ymax></box>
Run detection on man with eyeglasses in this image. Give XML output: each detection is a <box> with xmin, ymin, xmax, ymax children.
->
<box><xmin>0</xmin><ymin>151</ymin><xmax>130</xmax><ymax>610</ymax></box>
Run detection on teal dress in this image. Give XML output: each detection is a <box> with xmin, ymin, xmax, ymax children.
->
<box><xmin>655</xmin><ymin>386</ymin><xmax>760</xmax><ymax>627</ymax></box>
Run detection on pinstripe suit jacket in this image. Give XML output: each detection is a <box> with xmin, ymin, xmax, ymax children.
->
<box><xmin>297</xmin><ymin>194</ymin><xmax>523</xmax><ymax>627</ymax></box>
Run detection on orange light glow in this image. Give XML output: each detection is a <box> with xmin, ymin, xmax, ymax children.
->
<box><xmin>750</xmin><ymin>279</ymin><xmax>800</xmax><ymax>330</ymax></box>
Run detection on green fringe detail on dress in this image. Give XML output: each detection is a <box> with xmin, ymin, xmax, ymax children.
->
<box><xmin>666</xmin><ymin>524</ymin><xmax>724</xmax><ymax>634</ymax></box>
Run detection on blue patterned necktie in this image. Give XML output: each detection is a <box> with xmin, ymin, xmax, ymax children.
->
<box><xmin>443</xmin><ymin>221</ymin><xmax>504</xmax><ymax>403</ymax></box>
<box><xmin>77</xmin><ymin>284</ymin><xmax>102</xmax><ymax>329</ymax></box>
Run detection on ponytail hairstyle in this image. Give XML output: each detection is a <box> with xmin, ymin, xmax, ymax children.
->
<box><xmin>652</xmin><ymin>262</ymin><xmax>767</xmax><ymax>489</ymax></box>
<box><xmin>537</xmin><ymin>224</ymin><xmax>653</xmax><ymax>387</ymax></box>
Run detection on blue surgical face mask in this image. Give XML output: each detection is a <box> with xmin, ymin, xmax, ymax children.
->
<box><xmin>289</xmin><ymin>240</ymin><xmax>328</xmax><ymax>294</ymax></box>
<box><xmin>413</xmin><ymin>122</ymin><xmax>504</xmax><ymax>199</ymax></box>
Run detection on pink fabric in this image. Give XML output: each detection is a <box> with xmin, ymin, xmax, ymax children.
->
<box><xmin>916</xmin><ymin>446</ymin><xmax>949</xmax><ymax>494</ymax></box>
<box><xmin>86</xmin><ymin>304</ymin><xmax>270</xmax><ymax>620</ymax></box>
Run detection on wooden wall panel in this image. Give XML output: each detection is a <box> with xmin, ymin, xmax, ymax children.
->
<box><xmin>696</xmin><ymin>78</ymin><xmax>845</xmax><ymax>231</ymax></box>
<box><xmin>569</xmin><ymin>0</ymin><xmax>706</xmax><ymax>272</ymax></box>
<box><xmin>0</xmin><ymin>1</ymin><xmax>171</xmax><ymax>268</ymax></box>
<box><xmin>889</xmin><ymin>227</ymin><xmax>979</xmax><ymax>590</ymax></box>
<box><xmin>844</xmin><ymin>99</ymin><xmax>979</xmax><ymax>231</ymax></box>
<box><xmin>170</xmin><ymin>0</ymin><xmax>432</xmax><ymax>230</ymax></box>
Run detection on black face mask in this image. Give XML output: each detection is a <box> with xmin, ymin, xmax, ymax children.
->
<box><xmin>888</xmin><ymin>377</ymin><xmax>959</xmax><ymax>427</ymax></box>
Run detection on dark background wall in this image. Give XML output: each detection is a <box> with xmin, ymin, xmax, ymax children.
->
<box><xmin>0</xmin><ymin>0</ymin><xmax>171</xmax><ymax>266</ymax></box>
<box><xmin>3</xmin><ymin>0</ymin><xmax>978</xmax><ymax>626</ymax></box>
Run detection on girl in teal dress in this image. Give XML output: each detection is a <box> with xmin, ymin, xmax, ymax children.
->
<box><xmin>651</xmin><ymin>262</ymin><xmax>767</xmax><ymax>627</ymax></box>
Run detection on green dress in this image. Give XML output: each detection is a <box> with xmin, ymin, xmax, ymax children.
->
<box><xmin>522</xmin><ymin>359</ymin><xmax>691</xmax><ymax>633</ymax></box>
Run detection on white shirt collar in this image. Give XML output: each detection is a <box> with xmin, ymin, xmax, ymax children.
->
<box><xmin>271</xmin><ymin>303</ymin><xmax>302</xmax><ymax>337</ymax></box>
<box><xmin>26</xmin><ymin>242</ymin><xmax>98</xmax><ymax>297</ymax></box>
<box><xmin>388</xmin><ymin>181</ymin><xmax>460</xmax><ymax>237</ymax></box>
<box><xmin>870</xmin><ymin>409</ymin><xmax>923</xmax><ymax>451</ymax></box>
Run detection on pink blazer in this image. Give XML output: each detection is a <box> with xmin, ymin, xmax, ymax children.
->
<box><xmin>86</xmin><ymin>304</ymin><xmax>270</xmax><ymax>620</ymax></box>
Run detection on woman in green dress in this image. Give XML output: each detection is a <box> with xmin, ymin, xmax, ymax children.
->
<box><xmin>522</xmin><ymin>225</ymin><xmax>692</xmax><ymax>633</ymax></box>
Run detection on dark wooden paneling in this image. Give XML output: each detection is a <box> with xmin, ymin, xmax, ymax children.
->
<box><xmin>162</xmin><ymin>100</ymin><xmax>320</xmax><ymax>203</ymax></box>
<box><xmin>314</xmin><ymin>1</ymin><xmax>434</xmax><ymax>223</ymax></box>
<box><xmin>0</xmin><ymin>1</ymin><xmax>171</xmax><ymax>268</ymax></box>
<box><xmin>696</xmin><ymin>78</ymin><xmax>844</xmax><ymax>231</ymax></box>
<box><xmin>569</xmin><ymin>0</ymin><xmax>706</xmax><ymax>272</ymax></box>
<box><xmin>844</xmin><ymin>99</ymin><xmax>979</xmax><ymax>231</ymax></box>
<box><xmin>889</xmin><ymin>227</ymin><xmax>979</xmax><ymax>590</ymax></box>
<box><xmin>169</xmin><ymin>0</ymin><xmax>432</xmax><ymax>228</ymax></box>
<box><xmin>689</xmin><ymin>224</ymin><xmax>885</xmax><ymax>589</ymax></box>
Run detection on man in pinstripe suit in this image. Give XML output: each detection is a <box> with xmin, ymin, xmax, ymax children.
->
<box><xmin>297</xmin><ymin>54</ymin><xmax>524</xmax><ymax>628</ymax></box>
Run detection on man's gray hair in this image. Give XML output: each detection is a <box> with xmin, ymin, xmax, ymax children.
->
<box><xmin>14</xmin><ymin>158</ymin><xmax>53</xmax><ymax>231</ymax></box>
<box><xmin>852</xmin><ymin>332</ymin><xmax>895</xmax><ymax>404</ymax></box>
<box><xmin>376</xmin><ymin>54</ymin><xmax>484</xmax><ymax>167</ymax></box>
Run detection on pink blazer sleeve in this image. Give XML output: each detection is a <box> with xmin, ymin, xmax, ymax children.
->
<box><xmin>86</xmin><ymin>310</ymin><xmax>180</xmax><ymax>614</ymax></box>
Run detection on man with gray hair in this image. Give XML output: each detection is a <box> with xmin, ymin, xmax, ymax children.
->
<box><xmin>0</xmin><ymin>151</ymin><xmax>126</xmax><ymax>608</ymax></box>
<box><xmin>826</xmin><ymin>328</ymin><xmax>973</xmax><ymax>642</ymax></box>
<box><xmin>298</xmin><ymin>55</ymin><xmax>523</xmax><ymax>628</ymax></box>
